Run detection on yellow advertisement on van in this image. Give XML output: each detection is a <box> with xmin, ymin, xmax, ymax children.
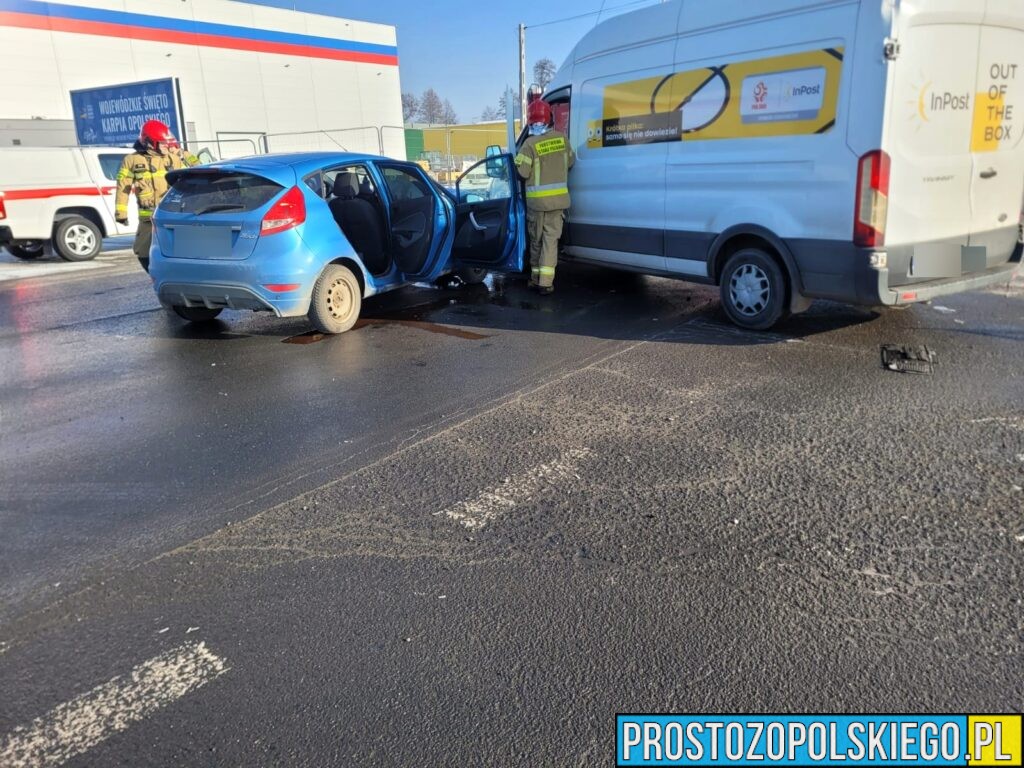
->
<box><xmin>587</xmin><ymin>48</ymin><xmax>844</xmax><ymax>148</ymax></box>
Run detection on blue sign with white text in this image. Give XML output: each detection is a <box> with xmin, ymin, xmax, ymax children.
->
<box><xmin>70</xmin><ymin>78</ymin><xmax>181</xmax><ymax>146</ymax></box>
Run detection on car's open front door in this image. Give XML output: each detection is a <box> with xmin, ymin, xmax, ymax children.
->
<box><xmin>451</xmin><ymin>154</ymin><xmax>524</xmax><ymax>273</ymax></box>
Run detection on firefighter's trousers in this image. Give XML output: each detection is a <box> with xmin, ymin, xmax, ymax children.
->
<box><xmin>527</xmin><ymin>209</ymin><xmax>564</xmax><ymax>289</ymax></box>
<box><xmin>133</xmin><ymin>218</ymin><xmax>153</xmax><ymax>274</ymax></box>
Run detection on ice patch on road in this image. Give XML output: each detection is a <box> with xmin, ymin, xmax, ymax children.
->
<box><xmin>437</xmin><ymin>448</ymin><xmax>592</xmax><ymax>531</ymax></box>
<box><xmin>0</xmin><ymin>641</ymin><xmax>227</xmax><ymax>768</ymax></box>
<box><xmin>0</xmin><ymin>260</ymin><xmax>113</xmax><ymax>283</ymax></box>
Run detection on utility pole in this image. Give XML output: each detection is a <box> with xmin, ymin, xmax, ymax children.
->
<box><xmin>518</xmin><ymin>23</ymin><xmax>527</xmax><ymax>126</ymax></box>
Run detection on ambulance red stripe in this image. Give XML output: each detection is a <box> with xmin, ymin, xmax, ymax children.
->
<box><xmin>2</xmin><ymin>186</ymin><xmax>117</xmax><ymax>201</ymax></box>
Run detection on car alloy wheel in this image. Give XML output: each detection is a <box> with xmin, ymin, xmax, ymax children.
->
<box><xmin>62</xmin><ymin>224</ymin><xmax>97</xmax><ymax>258</ymax></box>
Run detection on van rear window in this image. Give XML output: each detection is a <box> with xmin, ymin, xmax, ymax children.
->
<box><xmin>161</xmin><ymin>172</ymin><xmax>283</xmax><ymax>214</ymax></box>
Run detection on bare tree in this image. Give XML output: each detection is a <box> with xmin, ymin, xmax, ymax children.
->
<box><xmin>418</xmin><ymin>88</ymin><xmax>445</xmax><ymax>124</ymax></box>
<box><xmin>497</xmin><ymin>90</ymin><xmax>521</xmax><ymax>120</ymax></box>
<box><xmin>533</xmin><ymin>58</ymin><xmax>557</xmax><ymax>92</ymax></box>
<box><xmin>441</xmin><ymin>99</ymin><xmax>459</xmax><ymax>125</ymax></box>
<box><xmin>480</xmin><ymin>106</ymin><xmax>500</xmax><ymax>122</ymax></box>
<box><xmin>401</xmin><ymin>92</ymin><xmax>419</xmax><ymax>124</ymax></box>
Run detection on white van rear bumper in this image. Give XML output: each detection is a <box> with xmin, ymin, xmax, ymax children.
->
<box><xmin>874</xmin><ymin>260</ymin><xmax>1020</xmax><ymax>306</ymax></box>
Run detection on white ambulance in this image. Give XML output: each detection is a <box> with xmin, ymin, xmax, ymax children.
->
<box><xmin>0</xmin><ymin>147</ymin><xmax>137</xmax><ymax>262</ymax></box>
<box><xmin>542</xmin><ymin>0</ymin><xmax>1024</xmax><ymax>328</ymax></box>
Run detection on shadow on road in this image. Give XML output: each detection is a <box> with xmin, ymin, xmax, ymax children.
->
<box><xmin>136</xmin><ymin>261</ymin><xmax>883</xmax><ymax>347</ymax></box>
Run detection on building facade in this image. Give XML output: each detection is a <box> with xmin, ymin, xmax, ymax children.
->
<box><xmin>0</xmin><ymin>0</ymin><xmax>405</xmax><ymax>158</ymax></box>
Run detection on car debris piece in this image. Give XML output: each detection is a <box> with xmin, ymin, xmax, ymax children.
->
<box><xmin>880</xmin><ymin>344</ymin><xmax>937</xmax><ymax>375</ymax></box>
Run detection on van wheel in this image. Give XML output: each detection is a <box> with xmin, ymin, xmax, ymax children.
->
<box><xmin>172</xmin><ymin>306</ymin><xmax>223</xmax><ymax>322</ymax></box>
<box><xmin>309</xmin><ymin>264</ymin><xmax>362</xmax><ymax>334</ymax></box>
<box><xmin>719</xmin><ymin>249</ymin><xmax>789</xmax><ymax>330</ymax></box>
<box><xmin>8</xmin><ymin>241</ymin><xmax>45</xmax><ymax>260</ymax></box>
<box><xmin>53</xmin><ymin>216</ymin><xmax>102</xmax><ymax>261</ymax></box>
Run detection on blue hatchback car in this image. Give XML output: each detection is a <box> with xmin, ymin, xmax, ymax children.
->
<box><xmin>151</xmin><ymin>152</ymin><xmax>525</xmax><ymax>333</ymax></box>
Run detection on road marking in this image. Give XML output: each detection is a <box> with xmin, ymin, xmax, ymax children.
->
<box><xmin>437</xmin><ymin>448</ymin><xmax>591</xmax><ymax>530</ymax></box>
<box><xmin>0</xmin><ymin>641</ymin><xmax>228</xmax><ymax>768</ymax></box>
<box><xmin>969</xmin><ymin>416</ymin><xmax>1024</xmax><ymax>433</ymax></box>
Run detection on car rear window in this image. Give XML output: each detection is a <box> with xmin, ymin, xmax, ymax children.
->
<box><xmin>161</xmin><ymin>172</ymin><xmax>283</xmax><ymax>215</ymax></box>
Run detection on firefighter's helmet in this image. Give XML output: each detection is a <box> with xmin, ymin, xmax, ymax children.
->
<box><xmin>527</xmin><ymin>99</ymin><xmax>552</xmax><ymax>127</ymax></box>
<box><xmin>140</xmin><ymin>120</ymin><xmax>179</xmax><ymax>150</ymax></box>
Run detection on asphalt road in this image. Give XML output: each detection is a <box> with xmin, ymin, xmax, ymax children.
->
<box><xmin>1</xmin><ymin>250</ymin><xmax>1022</xmax><ymax>766</ymax></box>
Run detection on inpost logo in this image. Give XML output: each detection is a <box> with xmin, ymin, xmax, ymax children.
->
<box><xmin>911</xmin><ymin>80</ymin><xmax>972</xmax><ymax>127</ymax></box>
<box><xmin>790</xmin><ymin>84</ymin><xmax>821</xmax><ymax>97</ymax></box>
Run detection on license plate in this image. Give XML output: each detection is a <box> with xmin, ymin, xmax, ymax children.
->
<box><xmin>173</xmin><ymin>226</ymin><xmax>233</xmax><ymax>259</ymax></box>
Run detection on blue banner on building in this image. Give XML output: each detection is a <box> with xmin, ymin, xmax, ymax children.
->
<box><xmin>70</xmin><ymin>78</ymin><xmax>181</xmax><ymax>146</ymax></box>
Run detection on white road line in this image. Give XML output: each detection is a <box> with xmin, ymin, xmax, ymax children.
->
<box><xmin>969</xmin><ymin>417</ymin><xmax>1024</xmax><ymax>432</ymax></box>
<box><xmin>0</xmin><ymin>641</ymin><xmax>228</xmax><ymax>768</ymax></box>
<box><xmin>437</xmin><ymin>448</ymin><xmax>591</xmax><ymax>531</ymax></box>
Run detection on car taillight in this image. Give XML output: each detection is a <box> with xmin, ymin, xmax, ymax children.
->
<box><xmin>0</xmin><ymin>194</ymin><xmax>6</xmax><ymax>221</ymax></box>
<box><xmin>261</xmin><ymin>186</ymin><xmax>306</xmax><ymax>236</ymax></box>
<box><xmin>854</xmin><ymin>150</ymin><xmax>890</xmax><ymax>248</ymax></box>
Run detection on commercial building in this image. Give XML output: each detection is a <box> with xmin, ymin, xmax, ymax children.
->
<box><xmin>0</xmin><ymin>0</ymin><xmax>405</xmax><ymax>158</ymax></box>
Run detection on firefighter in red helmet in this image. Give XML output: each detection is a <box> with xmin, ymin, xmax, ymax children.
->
<box><xmin>115</xmin><ymin>120</ymin><xmax>200</xmax><ymax>273</ymax></box>
<box><xmin>514</xmin><ymin>99</ymin><xmax>574</xmax><ymax>295</ymax></box>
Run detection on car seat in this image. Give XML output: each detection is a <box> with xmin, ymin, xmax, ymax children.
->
<box><xmin>328</xmin><ymin>172</ymin><xmax>388</xmax><ymax>275</ymax></box>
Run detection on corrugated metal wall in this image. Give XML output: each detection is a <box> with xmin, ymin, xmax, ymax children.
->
<box><xmin>0</xmin><ymin>0</ymin><xmax>405</xmax><ymax>158</ymax></box>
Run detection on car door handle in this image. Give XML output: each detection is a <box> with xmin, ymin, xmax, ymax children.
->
<box><xmin>980</xmin><ymin>168</ymin><xmax>998</xmax><ymax>179</ymax></box>
<box><xmin>469</xmin><ymin>212</ymin><xmax>488</xmax><ymax>232</ymax></box>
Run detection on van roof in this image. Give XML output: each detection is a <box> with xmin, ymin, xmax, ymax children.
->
<box><xmin>567</xmin><ymin>0</ymin><xmax>852</xmax><ymax>64</ymax></box>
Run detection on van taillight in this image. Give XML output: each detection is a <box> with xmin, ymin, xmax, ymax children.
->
<box><xmin>261</xmin><ymin>186</ymin><xmax>306</xmax><ymax>236</ymax></box>
<box><xmin>854</xmin><ymin>150</ymin><xmax>890</xmax><ymax>248</ymax></box>
<box><xmin>0</xmin><ymin>194</ymin><xmax>6</xmax><ymax>220</ymax></box>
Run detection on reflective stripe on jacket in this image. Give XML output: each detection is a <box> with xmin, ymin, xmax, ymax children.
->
<box><xmin>115</xmin><ymin>145</ymin><xmax>198</xmax><ymax>219</ymax></box>
<box><xmin>514</xmin><ymin>129</ymin><xmax>575</xmax><ymax>212</ymax></box>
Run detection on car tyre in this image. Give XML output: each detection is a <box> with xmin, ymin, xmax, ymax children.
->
<box><xmin>309</xmin><ymin>264</ymin><xmax>362</xmax><ymax>334</ymax></box>
<box><xmin>8</xmin><ymin>241</ymin><xmax>46</xmax><ymax>260</ymax></box>
<box><xmin>171</xmin><ymin>306</ymin><xmax>224</xmax><ymax>323</ymax></box>
<box><xmin>53</xmin><ymin>216</ymin><xmax>102</xmax><ymax>262</ymax></box>
<box><xmin>719</xmin><ymin>248</ymin><xmax>789</xmax><ymax>331</ymax></box>
<box><xmin>455</xmin><ymin>267</ymin><xmax>488</xmax><ymax>285</ymax></box>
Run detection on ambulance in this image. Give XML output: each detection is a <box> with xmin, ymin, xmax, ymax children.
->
<box><xmin>541</xmin><ymin>0</ymin><xmax>1024</xmax><ymax>328</ymax></box>
<box><xmin>0</xmin><ymin>147</ymin><xmax>136</xmax><ymax>262</ymax></box>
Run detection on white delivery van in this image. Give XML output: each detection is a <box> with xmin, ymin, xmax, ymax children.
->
<box><xmin>0</xmin><ymin>147</ymin><xmax>138</xmax><ymax>261</ymax></box>
<box><xmin>539</xmin><ymin>0</ymin><xmax>1024</xmax><ymax>329</ymax></box>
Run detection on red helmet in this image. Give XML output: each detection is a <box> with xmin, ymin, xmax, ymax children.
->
<box><xmin>527</xmin><ymin>99</ymin><xmax>552</xmax><ymax>126</ymax></box>
<box><xmin>140</xmin><ymin>120</ymin><xmax>179</xmax><ymax>149</ymax></box>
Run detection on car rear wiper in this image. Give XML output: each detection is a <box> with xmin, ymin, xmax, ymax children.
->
<box><xmin>193</xmin><ymin>203</ymin><xmax>246</xmax><ymax>215</ymax></box>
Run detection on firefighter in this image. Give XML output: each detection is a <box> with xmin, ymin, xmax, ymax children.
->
<box><xmin>114</xmin><ymin>120</ymin><xmax>199</xmax><ymax>273</ymax></box>
<box><xmin>515</xmin><ymin>99</ymin><xmax>575</xmax><ymax>295</ymax></box>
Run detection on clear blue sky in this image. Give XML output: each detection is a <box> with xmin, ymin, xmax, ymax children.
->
<box><xmin>245</xmin><ymin>0</ymin><xmax>661</xmax><ymax>122</ymax></box>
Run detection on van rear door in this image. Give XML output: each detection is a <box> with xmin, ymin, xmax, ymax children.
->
<box><xmin>968</xmin><ymin>3</ymin><xmax>1024</xmax><ymax>265</ymax></box>
<box><xmin>884</xmin><ymin>2</ymin><xmax>981</xmax><ymax>283</ymax></box>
